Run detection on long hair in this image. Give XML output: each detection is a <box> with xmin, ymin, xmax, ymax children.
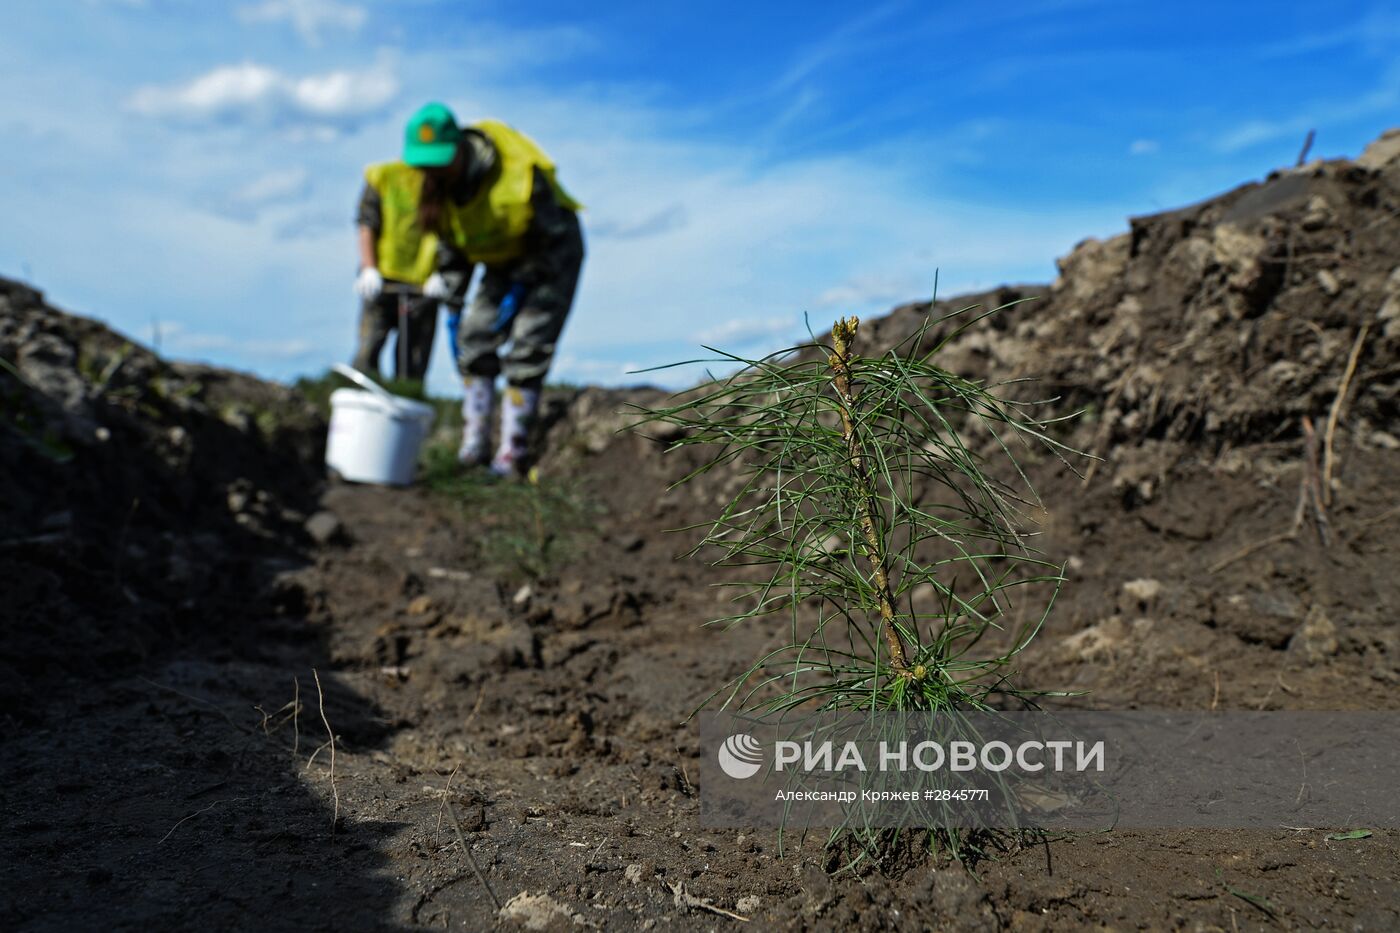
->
<box><xmin>416</xmin><ymin>143</ymin><xmax>466</xmax><ymax>233</ymax></box>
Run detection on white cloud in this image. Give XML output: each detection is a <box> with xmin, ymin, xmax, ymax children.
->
<box><xmin>160</xmin><ymin>322</ymin><xmax>319</xmax><ymax>359</ymax></box>
<box><xmin>211</xmin><ymin>167</ymin><xmax>316</xmax><ymax>223</ymax></box>
<box><xmin>470</xmin><ymin>109</ymin><xmax>1121</xmax><ymax>393</ymax></box>
<box><xmin>1128</xmin><ymin>138</ymin><xmax>1159</xmax><ymax>156</ymax></box>
<box><xmin>550</xmin><ymin>353</ymin><xmax>646</xmax><ymax>386</ymax></box>
<box><xmin>770</xmin><ymin>3</ymin><xmax>906</xmax><ymax>95</ymax></box>
<box><xmin>1213</xmin><ymin>65</ymin><xmax>1400</xmax><ymax>155</ymax></box>
<box><xmin>275</xmin><ymin>205</ymin><xmax>348</xmax><ymax>241</ymax></box>
<box><xmin>19</xmin><ymin>42</ymin><xmax>1126</xmax><ymax>395</ymax></box>
<box><xmin>590</xmin><ymin>204</ymin><xmax>688</xmax><ymax>240</ymax></box>
<box><xmin>228</xmin><ymin>167</ymin><xmax>311</xmax><ymax>209</ymax></box>
<box><xmin>4</xmin><ymin>16</ymin><xmax>1137</xmax><ymax>396</ymax></box>
<box><xmin>1215</xmin><ymin>119</ymin><xmax>1301</xmax><ymax>154</ymax></box>
<box><xmin>694</xmin><ymin>316</ymin><xmax>798</xmax><ymax>347</ymax></box>
<box><xmin>1254</xmin><ymin>10</ymin><xmax>1400</xmax><ymax>60</ymax></box>
<box><xmin>127</xmin><ymin>60</ymin><xmax>398</xmax><ymax>129</ymax></box>
<box><xmin>236</xmin><ymin>0</ymin><xmax>366</xmax><ymax>47</ymax></box>
<box><xmin>815</xmin><ymin>274</ymin><xmax>929</xmax><ymax>310</ymax></box>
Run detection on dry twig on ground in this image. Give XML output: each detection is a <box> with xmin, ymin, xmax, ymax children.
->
<box><xmin>1301</xmin><ymin>416</ymin><xmax>1330</xmax><ymax>546</ymax></box>
<box><xmin>157</xmin><ymin>795</ymin><xmax>257</xmax><ymax>846</ymax></box>
<box><xmin>435</xmin><ymin>764</ymin><xmax>461</xmax><ymax>841</ymax></box>
<box><xmin>312</xmin><ymin>668</ymin><xmax>339</xmax><ymax>831</ymax></box>
<box><xmin>445</xmin><ymin>799</ymin><xmax>500</xmax><ymax>909</ymax></box>
<box><xmin>667</xmin><ymin>880</ymin><xmax>751</xmax><ymax>922</ymax></box>
<box><xmin>292</xmin><ymin>675</ymin><xmax>300</xmax><ymax>756</ymax></box>
<box><xmin>1322</xmin><ymin>323</ymin><xmax>1370</xmax><ymax>506</ymax></box>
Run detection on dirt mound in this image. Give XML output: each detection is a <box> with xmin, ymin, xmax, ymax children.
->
<box><xmin>470</xmin><ymin>132</ymin><xmax>1400</xmax><ymax>926</ymax></box>
<box><xmin>543</xmin><ymin>128</ymin><xmax>1400</xmax><ymax>707</ymax></box>
<box><xmin>973</xmin><ymin>140</ymin><xmax>1394</xmax><ymax>451</ymax></box>
<box><xmin>561</xmin><ymin>127</ymin><xmax>1400</xmax><ymax>466</ymax></box>
<box><xmin>0</xmin><ymin>278</ymin><xmax>326</xmax><ymax>711</ymax></box>
<box><xmin>3</xmin><ymin>131</ymin><xmax>1398</xmax><ymax>932</ymax></box>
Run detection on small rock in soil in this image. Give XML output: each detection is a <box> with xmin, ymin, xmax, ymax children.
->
<box><xmin>1121</xmin><ymin>578</ymin><xmax>1163</xmax><ymax>611</ymax></box>
<box><xmin>499</xmin><ymin>891</ymin><xmax>584</xmax><ymax>930</ymax></box>
<box><xmin>798</xmin><ymin>863</ymin><xmax>834</xmax><ymax>913</ymax></box>
<box><xmin>1290</xmin><ymin>606</ymin><xmax>1340</xmax><ymax>663</ymax></box>
<box><xmin>304</xmin><ymin>510</ymin><xmax>344</xmax><ymax>545</ymax></box>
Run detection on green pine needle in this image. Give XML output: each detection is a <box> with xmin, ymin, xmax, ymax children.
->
<box><xmin>636</xmin><ymin>304</ymin><xmax>1081</xmax><ymax>866</ymax></box>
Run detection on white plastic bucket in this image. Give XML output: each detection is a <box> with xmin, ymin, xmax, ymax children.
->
<box><xmin>325</xmin><ymin>364</ymin><xmax>435</xmax><ymax>486</ymax></box>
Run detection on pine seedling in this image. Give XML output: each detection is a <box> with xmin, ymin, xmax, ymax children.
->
<box><xmin>641</xmin><ymin>306</ymin><xmax>1075</xmax><ymax>717</ymax></box>
<box><xmin>639</xmin><ymin>306</ymin><xmax>1077</xmax><ymax>864</ymax></box>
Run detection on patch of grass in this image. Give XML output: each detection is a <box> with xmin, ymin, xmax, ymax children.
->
<box><xmin>1</xmin><ymin>355</ymin><xmax>77</xmax><ymax>463</ymax></box>
<box><xmin>419</xmin><ymin>440</ymin><xmax>600</xmax><ymax>581</ymax></box>
<box><xmin>292</xmin><ymin>370</ymin><xmax>342</xmax><ymax>414</ymax></box>
<box><xmin>253</xmin><ymin>408</ymin><xmax>282</xmax><ymax>439</ymax></box>
<box><xmin>76</xmin><ymin>341</ymin><xmax>134</xmax><ymax>392</ymax></box>
<box><xmin>298</xmin><ymin>366</ymin><xmax>594</xmax><ymax>578</ymax></box>
<box><xmin>293</xmin><ymin>368</ymin><xmax>433</xmax><ymax>413</ymax></box>
<box><xmin>377</xmin><ymin>376</ymin><xmax>429</xmax><ymax>401</ymax></box>
<box><xmin>292</xmin><ymin>368</ymin><xmax>429</xmax><ymax>413</ymax></box>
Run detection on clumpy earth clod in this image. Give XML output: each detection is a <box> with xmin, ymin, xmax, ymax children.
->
<box><xmin>2</xmin><ymin>128</ymin><xmax>1399</xmax><ymax>930</ymax></box>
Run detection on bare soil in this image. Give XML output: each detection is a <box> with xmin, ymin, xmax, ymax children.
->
<box><xmin>3</xmin><ymin>130</ymin><xmax>1400</xmax><ymax>931</ymax></box>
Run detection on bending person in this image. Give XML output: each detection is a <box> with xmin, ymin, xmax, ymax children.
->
<box><xmin>352</xmin><ymin>174</ymin><xmax>440</xmax><ymax>383</ymax></box>
<box><xmin>368</xmin><ymin>101</ymin><xmax>584</xmax><ymax>477</ymax></box>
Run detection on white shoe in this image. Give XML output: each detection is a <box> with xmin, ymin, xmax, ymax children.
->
<box><xmin>490</xmin><ymin>385</ymin><xmax>539</xmax><ymax>477</ymax></box>
<box><xmin>458</xmin><ymin>377</ymin><xmax>495</xmax><ymax>466</ymax></box>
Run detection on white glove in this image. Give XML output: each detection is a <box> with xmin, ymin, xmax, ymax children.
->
<box><xmin>354</xmin><ymin>266</ymin><xmax>383</xmax><ymax>300</ymax></box>
<box><xmin>422</xmin><ymin>272</ymin><xmax>451</xmax><ymax>300</ymax></box>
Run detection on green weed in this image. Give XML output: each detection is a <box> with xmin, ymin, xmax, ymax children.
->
<box><xmin>1325</xmin><ymin>829</ymin><xmax>1372</xmax><ymax>841</ymax></box>
<box><xmin>1217</xmin><ymin>869</ymin><xmax>1279</xmax><ymax>920</ymax></box>
<box><xmin>0</xmin><ymin>355</ymin><xmax>76</xmax><ymax>463</ymax></box>
<box><xmin>419</xmin><ymin>440</ymin><xmax>599</xmax><ymax>581</ymax></box>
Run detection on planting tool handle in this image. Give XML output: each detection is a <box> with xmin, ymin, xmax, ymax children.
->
<box><xmin>382</xmin><ymin>281</ymin><xmax>464</xmax><ymax>309</ymax></box>
<box><xmin>397</xmin><ymin>291</ymin><xmax>409</xmax><ymax>382</ymax></box>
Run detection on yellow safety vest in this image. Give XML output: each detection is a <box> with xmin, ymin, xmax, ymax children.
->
<box><xmin>364</xmin><ymin>120</ymin><xmax>580</xmax><ymax>282</ymax></box>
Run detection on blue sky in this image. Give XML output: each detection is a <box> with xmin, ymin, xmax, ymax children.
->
<box><xmin>2</xmin><ymin>0</ymin><xmax>1397</xmax><ymax>391</ymax></box>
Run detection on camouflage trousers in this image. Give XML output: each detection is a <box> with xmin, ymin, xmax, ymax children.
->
<box><xmin>456</xmin><ymin>212</ymin><xmax>584</xmax><ymax>390</ymax></box>
<box><xmin>353</xmin><ymin>288</ymin><xmax>439</xmax><ymax>381</ymax></box>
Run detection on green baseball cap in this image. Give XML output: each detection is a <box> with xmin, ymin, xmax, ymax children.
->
<box><xmin>403</xmin><ymin>102</ymin><xmax>462</xmax><ymax>167</ymax></box>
